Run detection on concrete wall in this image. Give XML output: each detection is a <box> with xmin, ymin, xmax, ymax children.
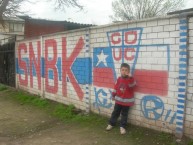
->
<box><xmin>185</xmin><ymin>16</ymin><xmax>193</xmax><ymax>139</ymax></box>
<box><xmin>15</xmin><ymin>14</ymin><xmax>193</xmax><ymax>139</ymax></box>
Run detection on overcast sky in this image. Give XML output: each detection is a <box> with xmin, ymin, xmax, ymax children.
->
<box><xmin>22</xmin><ymin>0</ymin><xmax>193</xmax><ymax>25</ymax></box>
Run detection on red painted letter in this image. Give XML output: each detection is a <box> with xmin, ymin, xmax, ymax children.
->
<box><xmin>125</xmin><ymin>31</ymin><xmax>137</xmax><ymax>44</ymax></box>
<box><xmin>113</xmin><ymin>48</ymin><xmax>122</xmax><ymax>61</ymax></box>
<box><xmin>62</xmin><ymin>37</ymin><xmax>84</xmax><ymax>101</ymax></box>
<box><xmin>29</xmin><ymin>41</ymin><xmax>41</xmax><ymax>90</ymax></box>
<box><xmin>18</xmin><ymin>43</ymin><xmax>28</xmax><ymax>86</ymax></box>
<box><xmin>124</xmin><ymin>48</ymin><xmax>135</xmax><ymax>61</ymax></box>
<box><xmin>45</xmin><ymin>39</ymin><xmax>58</xmax><ymax>94</ymax></box>
<box><xmin>111</xmin><ymin>32</ymin><xmax>121</xmax><ymax>45</ymax></box>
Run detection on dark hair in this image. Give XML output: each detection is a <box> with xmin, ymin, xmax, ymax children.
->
<box><xmin>121</xmin><ymin>63</ymin><xmax>130</xmax><ymax>70</ymax></box>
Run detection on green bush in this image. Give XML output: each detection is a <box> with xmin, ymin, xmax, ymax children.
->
<box><xmin>0</xmin><ymin>84</ymin><xmax>7</xmax><ymax>91</ymax></box>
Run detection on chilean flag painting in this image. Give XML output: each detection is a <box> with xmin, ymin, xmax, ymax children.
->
<box><xmin>93</xmin><ymin>47</ymin><xmax>116</xmax><ymax>89</ymax></box>
<box><xmin>93</xmin><ymin>28</ymin><xmax>170</xmax><ymax>97</ymax></box>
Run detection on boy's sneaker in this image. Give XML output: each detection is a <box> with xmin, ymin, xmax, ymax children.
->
<box><xmin>120</xmin><ymin>127</ymin><xmax>126</xmax><ymax>134</ymax></box>
<box><xmin>106</xmin><ymin>124</ymin><xmax>113</xmax><ymax>131</ymax></box>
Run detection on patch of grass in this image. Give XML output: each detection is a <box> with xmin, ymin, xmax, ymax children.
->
<box><xmin>130</xmin><ymin>127</ymin><xmax>145</xmax><ymax>139</ymax></box>
<box><xmin>73</xmin><ymin>112</ymin><xmax>107</xmax><ymax>125</ymax></box>
<box><xmin>12</xmin><ymin>90</ymin><xmax>106</xmax><ymax>125</ymax></box>
<box><xmin>4</xmin><ymin>88</ymin><xmax>193</xmax><ymax>145</ymax></box>
<box><xmin>0</xmin><ymin>84</ymin><xmax>7</xmax><ymax>91</ymax></box>
<box><xmin>52</xmin><ymin>103</ymin><xmax>107</xmax><ymax>125</ymax></box>
<box><xmin>14</xmin><ymin>91</ymin><xmax>49</xmax><ymax>108</ymax></box>
<box><xmin>156</xmin><ymin>132</ymin><xmax>173</xmax><ymax>143</ymax></box>
<box><xmin>52</xmin><ymin>104</ymin><xmax>76</xmax><ymax>120</ymax></box>
<box><xmin>127</xmin><ymin>125</ymin><xmax>174</xmax><ymax>145</ymax></box>
<box><xmin>188</xmin><ymin>140</ymin><xmax>193</xmax><ymax>145</ymax></box>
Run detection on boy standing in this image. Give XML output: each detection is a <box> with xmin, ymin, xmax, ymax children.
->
<box><xmin>106</xmin><ymin>63</ymin><xmax>136</xmax><ymax>134</ymax></box>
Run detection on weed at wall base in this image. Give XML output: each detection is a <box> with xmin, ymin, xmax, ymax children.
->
<box><xmin>0</xmin><ymin>84</ymin><xmax>7</xmax><ymax>91</ymax></box>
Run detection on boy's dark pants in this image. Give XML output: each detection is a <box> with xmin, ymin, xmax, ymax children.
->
<box><xmin>109</xmin><ymin>103</ymin><xmax>130</xmax><ymax>129</ymax></box>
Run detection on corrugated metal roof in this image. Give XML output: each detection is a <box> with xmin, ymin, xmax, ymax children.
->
<box><xmin>167</xmin><ymin>8</ymin><xmax>193</xmax><ymax>15</ymax></box>
<box><xmin>2</xmin><ymin>16</ymin><xmax>25</xmax><ymax>22</ymax></box>
<box><xmin>19</xmin><ymin>16</ymin><xmax>94</xmax><ymax>27</ymax></box>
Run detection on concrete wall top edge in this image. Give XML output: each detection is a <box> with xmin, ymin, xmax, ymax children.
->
<box><xmin>16</xmin><ymin>36</ymin><xmax>41</xmax><ymax>43</ymax></box>
<box><xmin>16</xmin><ymin>12</ymin><xmax>193</xmax><ymax>43</ymax></box>
<box><xmin>16</xmin><ymin>27</ymin><xmax>91</xmax><ymax>43</ymax></box>
<box><xmin>91</xmin><ymin>14</ymin><xmax>181</xmax><ymax>29</ymax></box>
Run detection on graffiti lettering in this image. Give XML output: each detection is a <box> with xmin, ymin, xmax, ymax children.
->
<box><xmin>18</xmin><ymin>43</ymin><xmax>28</xmax><ymax>86</ymax></box>
<box><xmin>93</xmin><ymin>88</ymin><xmax>113</xmax><ymax>112</ymax></box>
<box><xmin>124</xmin><ymin>48</ymin><xmax>135</xmax><ymax>61</ymax></box>
<box><xmin>29</xmin><ymin>41</ymin><xmax>41</xmax><ymax>90</ymax></box>
<box><xmin>141</xmin><ymin>96</ymin><xmax>176</xmax><ymax>124</ymax></box>
<box><xmin>45</xmin><ymin>39</ymin><xmax>58</xmax><ymax>94</ymax></box>
<box><xmin>111</xmin><ymin>32</ymin><xmax>121</xmax><ymax>45</ymax></box>
<box><xmin>112</xmin><ymin>48</ymin><xmax>122</xmax><ymax>61</ymax></box>
<box><xmin>17</xmin><ymin>36</ymin><xmax>85</xmax><ymax>101</ymax></box>
<box><xmin>125</xmin><ymin>31</ymin><xmax>137</xmax><ymax>44</ymax></box>
<box><xmin>62</xmin><ymin>37</ymin><xmax>84</xmax><ymax>100</ymax></box>
<box><xmin>141</xmin><ymin>95</ymin><xmax>164</xmax><ymax>120</ymax></box>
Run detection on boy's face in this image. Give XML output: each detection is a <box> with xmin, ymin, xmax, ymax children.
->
<box><xmin>120</xmin><ymin>67</ymin><xmax>130</xmax><ymax>77</ymax></box>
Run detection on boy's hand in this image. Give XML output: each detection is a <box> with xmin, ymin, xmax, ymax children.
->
<box><xmin>126</xmin><ymin>72</ymin><xmax>130</xmax><ymax>77</ymax></box>
<box><xmin>112</xmin><ymin>97</ymin><xmax>115</xmax><ymax>101</ymax></box>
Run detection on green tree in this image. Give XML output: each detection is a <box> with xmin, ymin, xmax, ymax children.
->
<box><xmin>110</xmin><ymin>0</ymin><xmax>185</xmax><ymax>21</ymax></box>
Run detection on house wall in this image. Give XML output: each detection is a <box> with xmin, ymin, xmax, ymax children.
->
<box><xmin>15</xmin><ymin>14</ymin><xmax>193</xmax><ymax>138</ymax></box>
<box><xmin>24</xmin><ymin>19</ymin><xmax>65</xmax><ymax>38</ymax></box>
<box><xmin>0</xmin><ymin>21</ymin><xmax>24</xmax><ymax>45</ymax></box>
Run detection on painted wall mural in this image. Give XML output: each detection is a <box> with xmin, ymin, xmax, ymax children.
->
<box><xmin>16</xmin><ymin>36</ymin><xmax>92</xmax><ymax>101</ymax></box>
<box><xmin>141</xmin><ymin>95</ymin><xmax>176</xmax><ymax>124</ymax></box>
<box><xmin>16</xmin><ymin>27</ymin><xmax>176</xmax><ymax>127</ymax></box>
<box><xmin>15</xmin><ymin>14</ymin><xmax>193</xmax><ymax>138</ymax></box>
<box><xmin>92</xmin><ymin>28</ymin><xmax>175</xmax><ymax>124</ymax></box>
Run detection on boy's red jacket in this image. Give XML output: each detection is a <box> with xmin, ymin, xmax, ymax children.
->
<box><xmin>112</xmin><ymin>76</ymin><xmax>136</xmax><ymax>106</ymax></box>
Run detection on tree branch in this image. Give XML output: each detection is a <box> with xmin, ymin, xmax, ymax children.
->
<box><xmin>110</xmin><ymin>0</ymin><xmax>185</xmax><ymax>21</ymax></box>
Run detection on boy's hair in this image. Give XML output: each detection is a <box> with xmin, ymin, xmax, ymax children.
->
<box><xmin>121</xmin><ymin>63</ymin><xmax>130</xmax><ymax>70</ymax></box>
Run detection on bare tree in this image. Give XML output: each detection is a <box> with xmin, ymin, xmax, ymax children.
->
<box><xmin>110</xmin><ymin>0</ymin><xmax>185</xmax><ymax>21</ymax></box>
<box><xmin>0</xmin><ymin>0</ymin><xmax>83</xmax><ymax>25</ymax></box>
<box><xmin>50</xmin><ymin>0</ymin><xmax>83</xmax><ymax>11</ymax></box>
<box><xmin>0</xmin><ymin>0</ymin><xmax>25</xmax><ymax>21</ymax></box>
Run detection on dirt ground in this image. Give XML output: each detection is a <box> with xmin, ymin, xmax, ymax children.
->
<box><xmin>0</xmin><ymin>88</ymin><xmax>192</xmax><ymax>145</ymax></box>
<box><xmin>0</xmin><ymin>89</ymin><xmax>136</xmax><ymax>145</ymax></box>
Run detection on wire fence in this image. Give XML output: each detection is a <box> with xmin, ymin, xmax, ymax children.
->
<box><xmin>0</xmin><ymin>35</ymin><xmax>16</xmax><ymax>45</ymax></box>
